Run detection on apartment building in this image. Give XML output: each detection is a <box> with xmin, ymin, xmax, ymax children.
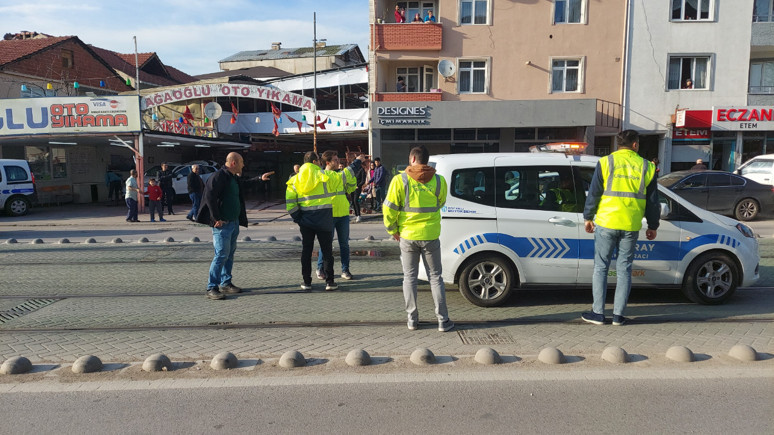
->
<box><xmin>625</xmin><ymin>0</ymin><xmax>759</xmax><ymax>172</ymax></box>
<box><xmin>369</xmin><ymin>0</ymin><xmax>628</xmax><ymax>170</ymax></box>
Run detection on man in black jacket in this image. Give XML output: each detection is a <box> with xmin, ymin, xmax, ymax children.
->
<box><xmin>157</xmin><ymin>162</ymin><xmax>176</xmax><ymax>215</ymax></box>
<box><xmin>186</xmin><ymin>164</ymin><xmax>204</xmax><ymax>222</ymax></box>
<box><xmin>197</xmin><ymin>153</ymin><xmax>272</xmax><ymax>300</ymax></box>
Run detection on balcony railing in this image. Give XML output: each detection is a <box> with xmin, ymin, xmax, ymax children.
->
<box><xmin>596</xmin><ymin>99</ymin><xmax>622</xmax><ymax>130</ymax></box>
<box><xmin>371</xmin><ymin>23</ymin><xmax>442</xmax><ymax>51</ymax></box>
<box><xmin>374</xmin><ymin>92</ymin><xmax>443</xmax><ymax>102</ymax></box>
<box><xmin>749</xmin><ymin>86</ymin><xmax>774</xmax><ymax>94</ymax></box>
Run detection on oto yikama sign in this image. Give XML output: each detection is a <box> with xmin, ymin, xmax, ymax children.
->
<box><xmin>0</xmin><ymin>96</ymin><xmax>141</xmax><ymax>136</ymax></box>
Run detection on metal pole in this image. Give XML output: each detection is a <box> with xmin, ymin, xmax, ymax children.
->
<box><xmin>133</xmin><ymin>36</ymin><xmax>144</xmax><ymax>211</ymax></box>
<box><xmin>313</xmin><ymin>12</ymin><xmax>317</xmax><ymax>153</ymax></box>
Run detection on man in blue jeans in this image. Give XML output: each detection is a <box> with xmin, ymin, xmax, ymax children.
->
<box><xmin>373</xmin><ymin>157</ymin><xmax>387</xmax><ymax>212</ymax></box>
<box><xmin>316</xmin><ymin>151</ymin><xmax>363</xmax><ymax>281</ymax></box>
<box><xmin>582</xmin><ymin>130</ymin><xmax>659</xmax><ymax>326</ymax></box>
<box><xmin>196</xmin><ymin>152</ymin><xmax>270</xmax><ymax>300</ymax></box>
<box><xmin>186</xmin><ymin>164</ymin><xmax>204</xmax><ymax>222</ymax></box>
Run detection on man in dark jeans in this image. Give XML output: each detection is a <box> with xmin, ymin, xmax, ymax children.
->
<box><xmin>373</xmin><ymin>157</ymin><xmax>387</xmax><ymax>212</ymax></box>
<box><xmin>157</xmin><ymin>162</ymin><xmax>175</xmax><ymax>215</ymax></box>
<box><xmin>186</xmin><ymin>164</ymin><xmax>204</xmax><ymax>222</ymax></box>
<box><xmin>195</xmin><ymin>153</ymin><xmax>270</xmax><ymax>300</ymax></box>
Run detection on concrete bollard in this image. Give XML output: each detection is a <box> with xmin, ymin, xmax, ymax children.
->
<box><xmin>210</xmin><ymin>352</ymin><xmax>238</xmax><ymax>370</ymax></box>
<box><xmin>279</xmin><ymin>351</ymin><xmax>306</xmax><ymax>368</ymax></box>
<box><xmin>345</xmin><ymin>349</ymin><xmax>371</xmax><ymax>367</ymax></box>
<box><xmin>1</xmin><ymin>356</ymin><xmax>33</xmax><ymax>375</ymax></box>
<box><xmin>72</xmin><ymin>355</ymin><xmax>103</xmax><ymax>373</ymax></box>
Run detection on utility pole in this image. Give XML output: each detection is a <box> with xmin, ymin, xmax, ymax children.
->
<box><xmin>313</xmin><ymin>12</ymin><xmax>318</xmax><ymax>153</ymax></box>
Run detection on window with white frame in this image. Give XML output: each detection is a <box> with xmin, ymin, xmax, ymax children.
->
<box><xmin>667</xmin><ymin>56</ymin><xmax>709</xmax><ymax>90</ymax></box>
<box><xmin>671</xmin><ymin>0</ymin><xmax>712</xmax><ymax>21</ymax></box>
<box><xmin>396</xmin><ymin>66</ymin><xmax>436</xmax><ymax>92</ymax></box>
<box><xmin>397</xmin><ymin>1</ymin><xmax>435</xmax><ymax>22</ymax></box>
<box><xmin>749</xmin><ymin>60</ymin><xmax>774</xmax><ymax>93</ymax></box>
<box><xmin>458</xmin><ymin>60</ymin><xmax>487</xmax><ymax>93</ymax></box>
<box><xmin>554</xmin><ymin>0</ymin><xmax>585</xmax><ymax>24</ymax></box>
<box><xmin>551</xmin><ymin>58</ymin><xmax>582</xmax><ymax>93</ymax></box>
<box><xmin>754</xmin><ymin>0</ymin><xmax>774</xmax><ymax>22</ymax></box>
<box><xmin>460</xmin><ymin>0</ymin><xmax>489</xmax><ymax>25</ymax></box>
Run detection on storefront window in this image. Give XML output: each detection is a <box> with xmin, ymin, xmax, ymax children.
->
<box><xmin>742</xmin><ymin>135</ymin><xmax>765</xmax><ymax>163</ymax></box>
<box><xmin>514</xmin><ymin>128</ymin><xmax>536</xmax><ymax>140</ymax></box>
<box><xmin>454</xmin><ymin>129</ymin><xmax>476</xmax><ymax>140</ymax></box>
<box><xmin>417</xmin><ymin>129</ymin><xmax>452</xmax><ymax>141</ymax></box>
<box><xmin>537</xmin><ymin>127</ymin><xmax>582</xmax><ymax>141</ymax></box>
<box><xmin>25</xmin><ymin>146</ymin><xmax>67</xmax><ymax>180</ymax></box>
<box><xmin>382</xmin><ymin>129</ymin><xmax>416</xmax><ymax>141</ymax></box>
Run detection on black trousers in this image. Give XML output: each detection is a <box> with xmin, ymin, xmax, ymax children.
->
<box><xmin>299</xmin><ymin>225</ymin><xmax>334</xmax><ymax>285</ymax></box>
<box><xmin>161</xmin><ymin>186</ymin><xmax>174</xmax><ymax>213</ymax></box>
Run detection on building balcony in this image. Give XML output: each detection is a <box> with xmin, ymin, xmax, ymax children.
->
<box><xmin>374</xmin><ymin>92</ymin><xmax>442</xmax><ymax>102</ymax></box>
<box><xmin>371</xmin><ymin>23</ymin><xmax>442</xmax><ymax>51</ymax></box>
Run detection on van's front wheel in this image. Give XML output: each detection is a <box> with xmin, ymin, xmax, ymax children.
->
<box><xmin>459</xmin><ymin>255</ymin><xmax>514</xmax><ymax>307</ymax></box>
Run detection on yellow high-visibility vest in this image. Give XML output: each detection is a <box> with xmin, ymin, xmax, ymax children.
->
<box><xmin>285</xmin><ymin>163</ymin><xmax>334</xmax><ymax>215</ymax></box>
<box><xmin>594</xmin><ymin>149</ymin><xmax>655</xmax><ymax>231</ymax></box>
<box><xmin>383</xmin><ymin>172</ymin><xmax>447</xmax><ymax>240</ymax></box>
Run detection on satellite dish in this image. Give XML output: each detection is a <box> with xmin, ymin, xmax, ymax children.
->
<box><xmin>438</xmin><ymin>59</ymin><xmax>456</xmax><ymax>78</ymax></box>
<box><xmin>204</xmin><ymin>102</ymin><xmax>223</xmax><ymax>120</ymax></box>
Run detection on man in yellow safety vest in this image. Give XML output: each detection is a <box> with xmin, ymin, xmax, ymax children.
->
<box><xmin>384</xmin><ymin>145</ymin><xmax>454</xmax><ymax>332</ymax></box>
<box><xmin>582</xmin><ymin>130</ymin><xmax>660</xmax><ymax>326</ymax></box>
<box><xmin>286</xmin><ymin>151</ymin><xmax>337</xmax><ymax>291</ymax></box>
<box><xmin>315</xmin><ymin>150</ymin><xmax>364</xmax><ymax>281</ymax></box>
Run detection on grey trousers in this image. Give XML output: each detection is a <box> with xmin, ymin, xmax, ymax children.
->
<box><xmin>399</xmin><ymin>238</ymin><xmax>449</xmax><ymax>324</ymax></box>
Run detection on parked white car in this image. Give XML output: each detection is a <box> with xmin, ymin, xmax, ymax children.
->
<box><xmin>420</xmin><ymin>152</ymin><xmax>760</xmax><ymax>307</ymax></box>
<box><xmin>0</xmin><ymin>159</ymin><xmax>36</xmax><ymax>216</ymax></box>
<box><xmin>144</xmin><ymin>164</ymin><xmax>217</xmax><ymax>200</ymax></box>
<box><xmin>735</xmin><ymin>153</ymin><xmax>774</xmax><ymax>186</ymax></box>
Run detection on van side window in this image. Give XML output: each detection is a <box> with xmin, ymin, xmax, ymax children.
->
<box><xmin>496</xmin><ymin>166</ymin><xmax>584</xmax><ymax>212</ymax></box>
<box><xmin>450</xmin><ymin>167</ymin><xmax>494</xmax><ymax>206</ymax></box>
<box><xmin>4</xmin><ymin>165</ymin><xmax>29</xmax><ymax>183</ymax></box>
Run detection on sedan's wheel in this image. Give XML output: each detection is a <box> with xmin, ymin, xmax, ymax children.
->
<box><xmin>734</xmin><ymin>198</ymin><xmax>759</xmax><ymax>221</ymax></box>
<box><xmin>458</xmin><ymin>255</ymin><xmax>515</xmax><ymax>307</ymax></box>
<box><xmin>681</xmin><ymin>252</ymin><xmax>738</xmax><ymax>304</ymax></box>
<box><xmin>5</xmin><ymin>197</ymin><xmax>30</xmax><ymax>216</ymax></box>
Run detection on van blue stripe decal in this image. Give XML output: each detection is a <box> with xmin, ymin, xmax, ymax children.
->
<box><xmin>1</xmin><ymin>188</ymin><xmax>34</xmax><ymax>194</ymax></box>
<box><xmin>453</xmin><ymin>233</ymin><xmax>740</xmax><ymax>262</ymax></box>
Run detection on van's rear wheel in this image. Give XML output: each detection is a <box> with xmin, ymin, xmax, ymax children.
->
<box><xmin>681</xmin><ymin>252</ymin><xmax>738</xmax><ymax>304</ymax></box>
<box><xmin>5</xmin><ymin>196</ymin><xmax>30</xmax><ymax>216</ymax></box>
<box><xmin>459</xmin><ymin>255</ymin><xmax>514</xmax><ymax>307</ymax></box>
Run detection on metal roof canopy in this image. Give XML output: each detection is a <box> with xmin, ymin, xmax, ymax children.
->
<box><xmin>0</xmin><ymin>132</ymin><xmax>248</xmax><ymax>149</ymax></box>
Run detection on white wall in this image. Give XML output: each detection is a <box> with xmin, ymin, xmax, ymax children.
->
<box><xmin>624</xmin><ymin>0</ymin><xmax>754</xmax><ymax>133</ymax></box>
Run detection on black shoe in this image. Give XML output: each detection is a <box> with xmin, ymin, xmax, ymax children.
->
<box><xmin>612</xmin><ymin>315</ymin><xmax>628</xmax><ymax>326</ymax></box>
<box><xmin>325</xmin><ymin>281</ymin><xmax>338</xmax><ymax>291</ymax></box>
<box><xmin>169</xmin><ymin>211</ymin><xmax>175</xmax><ymax>215</ymax></box>
<box><xmin>186</xmin><ymin>216</ymin><xmax>194</xmax><ymax>222</ymax></box>
<box><xmin>206</xmin><ymin>289</ymin><xmax>225</xmax><ymax>300</ymax></box>
<box><xmin>220</xmin><ymin>283</ymin><xmax>242</xmax><ymax>294</ymax></box>
<box><xmin>581</xmin><ymin>312</ymin><xmax>606</xmax><ymax>325</ymax></box>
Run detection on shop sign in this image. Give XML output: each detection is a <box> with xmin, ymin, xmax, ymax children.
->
<box><xmin>141</xmin><ymin>84</ymin><xmax>315</xmax><ymax>111</ymax></box>
<box><xmin>376</xmin><ymin>106</ymin><xmax>431</xmax><ymax>125</ymax></box>
<box><xmin>712</xmin><ymin>106</ymin><xmax>774</xmax><ymax>131</ymax></box>
<box><xmin>673</xmin><ymin>128</ymin><xmax>711</xmax><ymax>140</ymax></box>
<box><xmin>0</xmin><ymin>96</ymin><xmax>140</xmax><ymax>136</ymax></box>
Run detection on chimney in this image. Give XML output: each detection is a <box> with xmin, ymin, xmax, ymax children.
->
<box><xmin>271</xmin><ymin>42</ymin><xmax>282</xmax><ymax>50</ymax></box>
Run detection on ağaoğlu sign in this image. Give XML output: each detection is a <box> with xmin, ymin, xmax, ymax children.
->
<box><xmin>141</xmin><ymin>84</ymin><xmax>315</xmax><ymax>111</ymax></box>
<box><xmin>377</xmin><ymin>106</ymin><xmax>431</xmax><ymax>125</ymax></box>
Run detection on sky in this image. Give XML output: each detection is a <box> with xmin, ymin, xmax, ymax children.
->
<box><xmin>0</xmin><ymin>0</ymin><xmax>370</xmax><ymax>76</ymax></box>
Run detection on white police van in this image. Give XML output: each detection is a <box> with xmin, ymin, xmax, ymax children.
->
<box><xmin>423</xmin><ymin>146</ymin><xmax>760</xmax><ymax>307</ymax></box>
<box><xmin>0</xmin><ymin>159</ymin><xmax>36</xmax><ymax>216</ymax></box>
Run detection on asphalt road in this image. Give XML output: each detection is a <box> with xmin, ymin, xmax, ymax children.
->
<box><xmin>3</xmin><ymin>368</ymin><xmax>772</xmax><ymax>434</ymax></box>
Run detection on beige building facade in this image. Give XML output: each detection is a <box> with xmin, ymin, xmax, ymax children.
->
<box><xmin>369</xmin><ymin>0</ymin><xmax>628</xmax><ymax>171</ymax></box>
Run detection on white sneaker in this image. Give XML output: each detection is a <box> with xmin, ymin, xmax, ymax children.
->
<box><xmin>316</xmin><ymin>270</ymin><xmax>325</xmax><ymax>280</ymax></box>
<box><xmin>300</xmin><ymin>283</ymin><xmax>312</xmax><ymax>291</ymax></box>
<box><xmin>355</xmin><ymin>216</ymin><xmax>362</xmax><ymax>223</ymax></box>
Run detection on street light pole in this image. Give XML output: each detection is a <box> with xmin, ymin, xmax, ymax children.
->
<box><xmin>313</xmin><ymin>12</ymin><xmax>317</xmax><ymax>153</ymax></box>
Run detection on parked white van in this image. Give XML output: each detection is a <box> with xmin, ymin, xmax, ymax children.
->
<box><xmin>0</xmin><ymin>159</ymin><xmax>36</xmax><ymax>216</ymax></box>
<box><xmin>735</xmin><ymin>153</ymin><xmax>774</xmax><ymax>186</ymax></box>
<box><xmin>422</xmin><ymin>151</ymin><xmax>760</xmax><ymax>307</ymax></box>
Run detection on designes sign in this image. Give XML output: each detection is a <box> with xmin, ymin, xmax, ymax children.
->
<box><xmin>376</xmin><ymin>106</ymin><xmax>431</xmax><ymax>125</ymax></box>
